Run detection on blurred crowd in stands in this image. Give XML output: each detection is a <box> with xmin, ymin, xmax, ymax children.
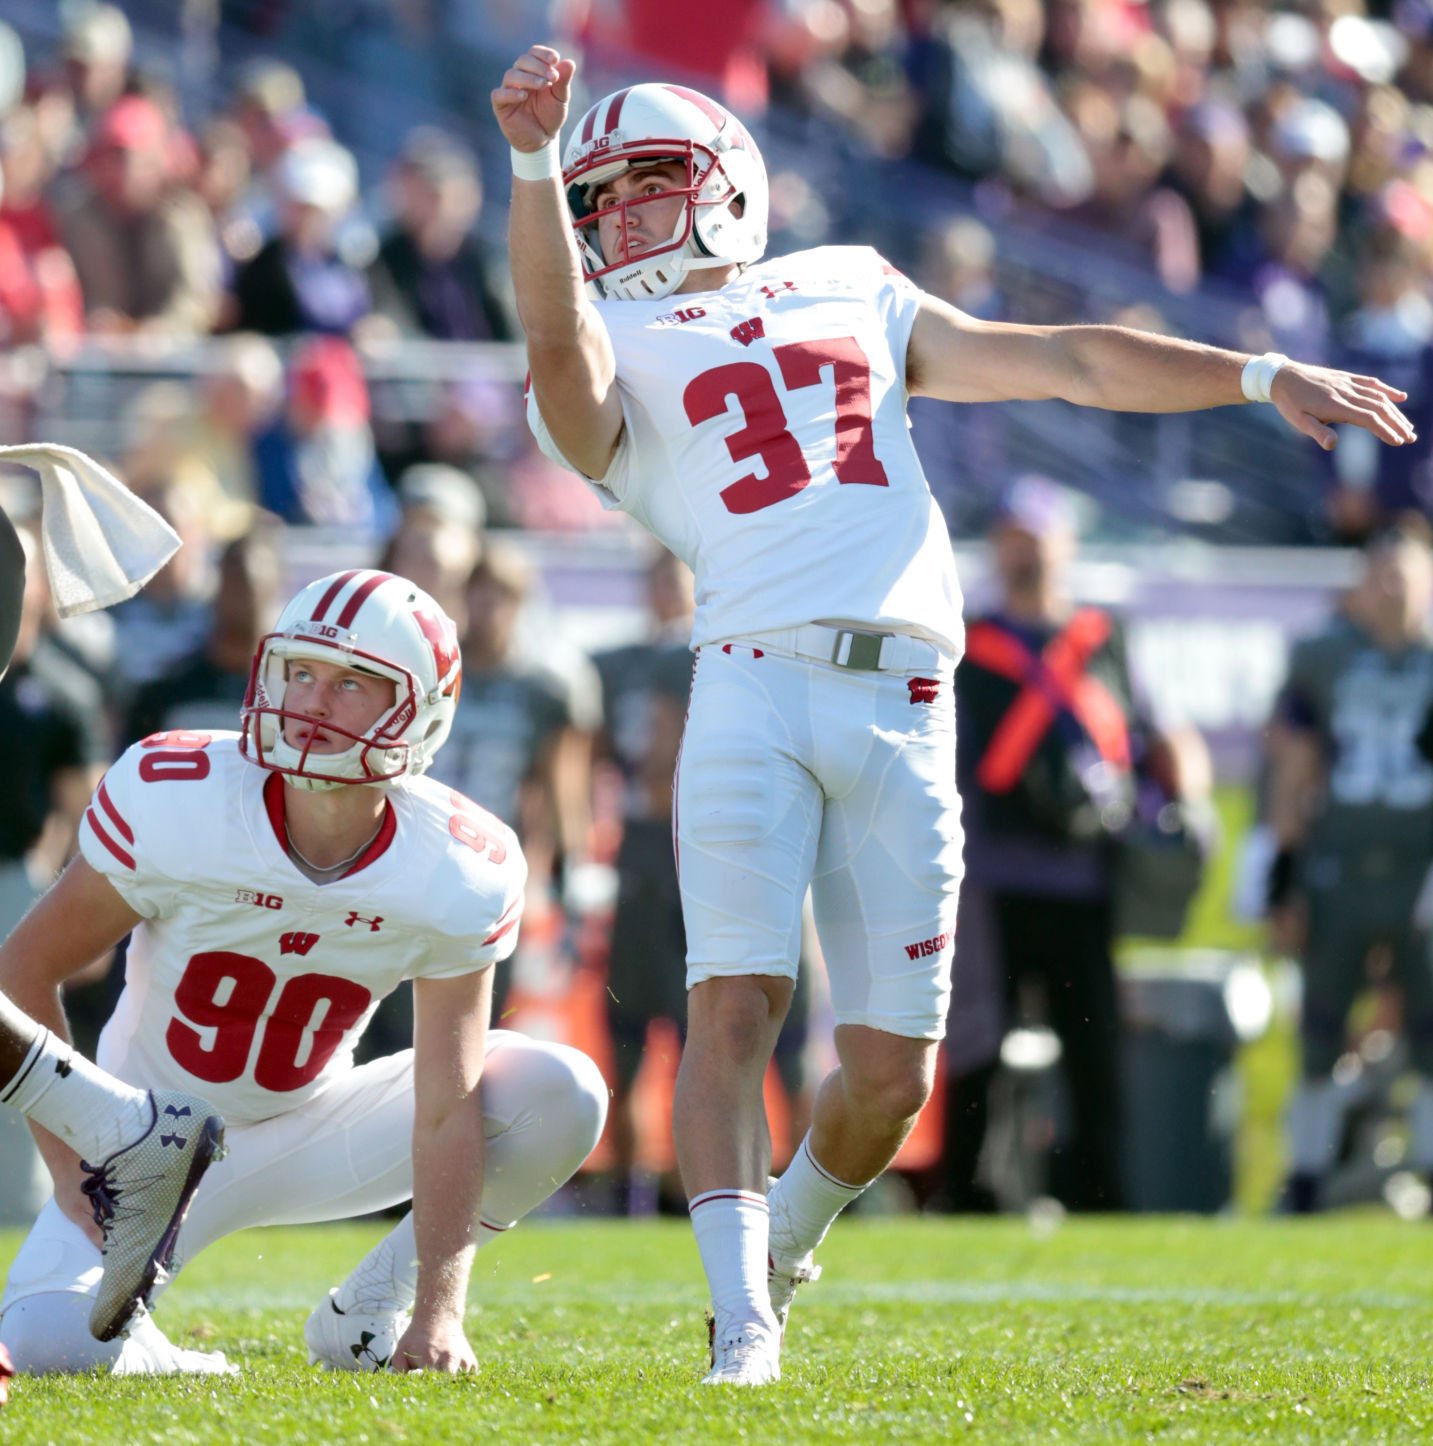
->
<box><xmin>6</xmin><ymin>1</ymin><xmax>1433</xmax><ymax>1220</ymax></box>
<box><xmin>0</xmin><ymin>1</ymin><xmax>1429</xmax><ymax>540</ymax></box>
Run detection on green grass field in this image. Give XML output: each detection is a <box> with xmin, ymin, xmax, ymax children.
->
<box><xmin>4</xmin><ymin>1215</ymin><xmax>1433</xmax><ymax>1444</ymax></box>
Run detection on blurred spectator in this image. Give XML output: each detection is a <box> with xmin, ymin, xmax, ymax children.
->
<box><xmin>230</xmin><ymin>135</ymin><xmax>371</xmax><ymax>337</ymax></box>
<box><xmin>946</xmin><ymin>476</ymin><xmax>1208</xmax><ymax>1212</ymax></box>
<box><xmin>375</xmin><ymin>374</ymin><xmax>527</xmax><ymax>529</ymax></box>
<box><xmin>367</xmin><ymin>128</ymin><xmax>516</xmax><ymax>343</ymax></box>
<box><xmin>909</xmin><ymin>215</ymin><xmax>1008</xmax><ymax>531</ymax></box>
<box><xmin>592</xmin><ymin>548</ymin><xmax>696</xmax><ymax>1213</ymax></box>
<box><xmin>58</xmin><ymin>94</ymin><xmax>221</xmax><ymax>336</ymax></box>
<box><xmin>1268</xmin><ymin>517</ymin><xmax>1433</xmax><ymax>1211</ymax></box>
<box><xmin>1327</xmin><ymin>220</ymin><xmax>1433</xmax><ymax>542</ymax></box>
<box><xmin>0</xmin><ymin>519</ymin><xmax>108</xmax><ymax>902</ymax></box>
<box><xmin>252</xmin><ymin>336</ymin><xmax>397</xmax><ymax>537</ymax></box>
<box><xmin>432</xmin><ymin>541</ymin><xmax>600</xmax><ymax>889</ymax></box>
<box><xmin>377</xmin><ymin>463</ymin><xmax>487</xmax><ymax>623</ymax></box>
<box><xmin>1160</xmin><ymin>98</ymin><xmax>1256</xmax><ymax>278</ymax></box>
<box><xmin>194</xmin><ymin>117</ymin><xmax>259</xmax><ymax>308</ymax></box>
<box><xmin>105</xmin><ymin>470</ymin><xmax>216</xmax><ymax>696</ymax></box>
<box><xmin>765</xmin><ymin>0</ymin><xmax>916</xmax><ymax>157</ymax></box>
<box><xmin>1063</xmin><ymin>84</ymin><xmax>1201</xmax><ymax>292</ymax></box>
<box><xmin>122</xmin><ymin>520</ymin><xmax>285</xmax><ymax>745</ymax></box>
<box><xmin>907</xmin><ymin>0</ymin><xmax>1094</xmax><ymax>207</ymax></box>
<box><xmin>56</xmin><ymin>3</ymin><xmax>134</xmax><ymax>144</ymax></box>
<box><xmin>0</xmin><ymin>132</ymin><xmax>82</xmax><ymax>347</ymax></box>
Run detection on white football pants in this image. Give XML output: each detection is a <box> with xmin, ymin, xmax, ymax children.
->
<box><xmin>677</xmin><ymin>644</ymin><xmax>963</xmax><ymax>1040</ymax></box>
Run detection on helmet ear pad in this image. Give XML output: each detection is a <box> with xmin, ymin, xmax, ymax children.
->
<box><xmin>693</xmin><ymin>148</ymin><xmax>767</xmax><ymax>263</ymax></box>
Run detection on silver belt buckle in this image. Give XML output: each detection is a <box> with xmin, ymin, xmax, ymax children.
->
<box><xmin>831</xmin><ymin>628</ymin><xmax>885</xmax><ymax>670</ymax></box>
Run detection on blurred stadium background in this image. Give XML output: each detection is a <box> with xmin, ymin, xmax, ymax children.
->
<box><xmin>1</xmin><ymin>0</ymin><xmax>1429</xmax><ymax>1223</ymax></box>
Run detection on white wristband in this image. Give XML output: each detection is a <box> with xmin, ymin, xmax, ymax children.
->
<box><xmin>511</xmin><ymin>139</ymin><xmax>561</xmax><ymax>182</ymax></box>
<box><xmin>1241</xmin><ymin>352</ymin><xmax>1288</xmax><ymax>404</ymax></box>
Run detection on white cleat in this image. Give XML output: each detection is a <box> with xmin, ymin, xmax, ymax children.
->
<box><xmin>85</xmin><ymin>1089</ymin><xmax>226</xmax><ymax>1343</ymax></box>
<box><xmin>304</xmin><ymin>1287</ymin><xmax>412</xmax><ymax>1372</ymax></box>
<box><xmin>703</xmin><ymin>1313</ymin><xmax>781</xmax><ymax>1386</ymax></box>
<box><xmin>768</xmin><ymin>1251</ymin><xmax>821</xmax><ymax>1337</ymax></box>
<box><xmin>111</xmin><ymin>1305</ymin><xmax>238</xmax><ymax>1376</ymax></box>
<box><xmin>766</xmin><ymin>1174</ymin><xmax>821</xmax><ymax>1338</ymax></box>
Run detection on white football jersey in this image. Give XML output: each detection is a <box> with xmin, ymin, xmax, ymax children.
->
<box><xmin>528</xmin><ymin>245</ymin><xmax>963</xmax><ymax>656</ymax></box>
<box><xmin>79</xmin><ymin>732</ymin><xmax>525</xmax><ymax>1125</ymax></box>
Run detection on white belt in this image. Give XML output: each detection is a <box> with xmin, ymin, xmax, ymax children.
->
<box><xmin>720</xmin><ymin>624</ymin><xmax>948</xmax><ymax>674</ymax></box>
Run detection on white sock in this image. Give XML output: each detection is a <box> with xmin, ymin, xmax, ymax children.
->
<box><xmin>689</xmin><ymin>1189</ymin><xmax>777</xmax><ymax>1338</ymax></box>
<box><xmin>769</xmin><ymin>1133</ymin><xmax>866</xmax><ymax>1263</ymax></box>
<box><xmin>1286</xmin><ymin>1077</ymin><xmax>1343</xmax><ymax>1175</ymax></box>
<box><xmin>0</xmin><ymin>1027</ymin><xmax>151</xmax><ymax>1161</ymax></box>
<box><xmin>335</xmin><ymin>1210</ymin><xmax>510</xmax><ymax>1313</ymax></box>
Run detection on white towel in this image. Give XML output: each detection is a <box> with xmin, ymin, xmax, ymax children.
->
<box><xmin>0</xmin><ymin>443</ymin><xmax>180</xmax><ymax>618</ymax></box>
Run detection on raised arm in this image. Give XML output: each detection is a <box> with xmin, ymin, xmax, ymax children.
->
<box><xmin>390</xmin><ymin>963</ymin><xmax>494</xmax><ymax>1373</ymax></box>
<box><xmin>492</xmin><ymin>46</ymin><xmax>623</xmax><ymax>479</ymax></box>
<box><xmin>907</xmin><ymin>292</ymin><xmax>1416</xmax><ymax>452</ymax></box>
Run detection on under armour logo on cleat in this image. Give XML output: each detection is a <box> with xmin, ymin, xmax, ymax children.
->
<box><xmin>163</xmin><ymin>1104</ymin><xmax>193</xmax><ymax>1120</ymax></box>
<box><xmin>353</xmin><ymin>1330</ymin><xmax>390</xmax><ymax>1369</ymax></box>
<box><xmin>54</xmin><ymin>1057</ymin><xmax>73</xmax><ymax>1078</ymax></box>
<box><xmin>159</xmin><ymin>1133</ymin><xmax>189</xmax><ymax>1149</ymax></box>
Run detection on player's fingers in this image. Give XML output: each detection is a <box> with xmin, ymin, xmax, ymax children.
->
<box><xmin>553</xmin><ymin>57</ymin><xmax>576</xmax><ymax>103</ymax></box>
<box><xmin>1292</xmin><ymin>410</ymin><xmax>1338</xmax><ymax>451</ymax></box>
<box><xmin>1347</xmin><ymin>372</ymin><xmax>1409</xmax><ymax>400</ymax></box>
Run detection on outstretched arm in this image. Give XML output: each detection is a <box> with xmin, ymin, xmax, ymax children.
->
<box><xmin>492</xmin><ymin>46</ymin><xmax>623</xmax><ymax>479</ymax></box>
<box><xmin>907</xmin><ymin>293</ymin><xmax>1415</xmax><ymax>452</ymax></box>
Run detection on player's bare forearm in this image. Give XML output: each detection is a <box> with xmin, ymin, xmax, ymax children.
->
<box><xmin>908</xmin><ymin>299</ymin><xmax>1415</xmax><ymax>450</ymax></box>
<box><xmin>404</xmin><ymin>1107</ymin><xmax>483</xmax><ymax>1367</ymax></box>
<box><xmin>494</xmin><ymin>44</ymin><xmax>622</xmax><ymax>477</ymax></box>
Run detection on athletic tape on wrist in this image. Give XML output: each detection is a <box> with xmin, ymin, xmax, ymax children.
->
<box><xmin>511</xmin><ymin>140</ymin><xmax>561</xmax><ymax>182</ymax></box>
<box><xmin>1241</xmin><ymin>352</ymin><xmax>1289</xmax><ymax>404</ymax></box>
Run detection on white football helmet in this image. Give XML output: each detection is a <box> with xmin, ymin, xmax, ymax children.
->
<box><xmin>563</xmin><ymin>83</ymin><xmax>769</xmax><ymax>300</ymax></box>
<box><xmin>241</xmin><ymin>569</ymin><xmax>461</xmax><ymax>791</ymax></box>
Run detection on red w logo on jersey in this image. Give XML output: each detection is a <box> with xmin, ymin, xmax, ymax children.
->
<box><xmin>731</xmin><ymin>317</ymin><xmax>765</xmax><ymax>347</ymax></box>
<box><xmin>280</xmin><ymin>932</ymin><xmax>320</xmax><ymax>956</ymax></box>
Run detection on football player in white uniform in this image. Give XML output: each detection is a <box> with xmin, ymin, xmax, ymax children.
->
<box><xmin>493</xmin><ymin>46</ymin><xmax>1416</xmax><ymax>1385</ymax></box>
<box><xmin>0</xmin><ymin>568</ymin><xmax>608</xmax><ymax>1376</ymax></box>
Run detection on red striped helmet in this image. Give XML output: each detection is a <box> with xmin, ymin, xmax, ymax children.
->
<box><xmin>563</xmin><ymin>83</ymin><xmax>768</xmax><ymax>300</ymax></box>
<box><xmin>241</xmin><ymin>569</ymin><xmax>461</xmax><ymax>790</ymax></box>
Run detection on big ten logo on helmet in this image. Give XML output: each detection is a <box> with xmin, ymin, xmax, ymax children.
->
<box><xmin>295</xmin><ymin>621</ymin><xmax>341</xmax><ymax>641</ymax></box>
<box><xmin>656</xmin><ymin>307</ymin><xmax>706</xmax><ymax>327</ymax></box>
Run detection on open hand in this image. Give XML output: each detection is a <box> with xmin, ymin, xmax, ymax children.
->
<box><xmin>491</xmin><ymin>46</ymin><xmax>575</xmax><ymax>154</ymax></box>
<box><xmin>1271</xmin><ymin>363</ymin><xmax>1417</xmax><ymax>451</ymax></box>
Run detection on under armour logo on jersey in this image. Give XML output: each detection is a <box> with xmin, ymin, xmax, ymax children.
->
<box><xmin>730</xmin><ymin>316</ymin><xmax>765</xmax><ymax>347</ymax></box>
<box><xmin>280</xmin><ymin>931</ymin><xmax>320</xmax><ymax>956</ymax></box>
<box><xmin>344</xmin><ymin>912</ymin><xmax>384</xmax><ymax>932</ymax></box>
<box><xmin>908</xmin><ymin>678</ymin><xmax>941</xmax><ymax>704</ymax></box>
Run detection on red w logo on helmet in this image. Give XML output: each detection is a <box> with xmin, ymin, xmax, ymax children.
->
<box><xmin>413</xmin><ymin>607</ymin><xmax>460</xmax><ymax>695</ymax></box>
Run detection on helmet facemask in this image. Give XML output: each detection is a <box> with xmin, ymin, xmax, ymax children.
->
<box><xmin>243</xmin><ymin>636</ymin><xmax>420</xmax><ymax>792</ymax></box>
<box><xmin>240</xmin><ymin>569</ymin><xmax>462</xmax><ymax>792</ymax></box>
